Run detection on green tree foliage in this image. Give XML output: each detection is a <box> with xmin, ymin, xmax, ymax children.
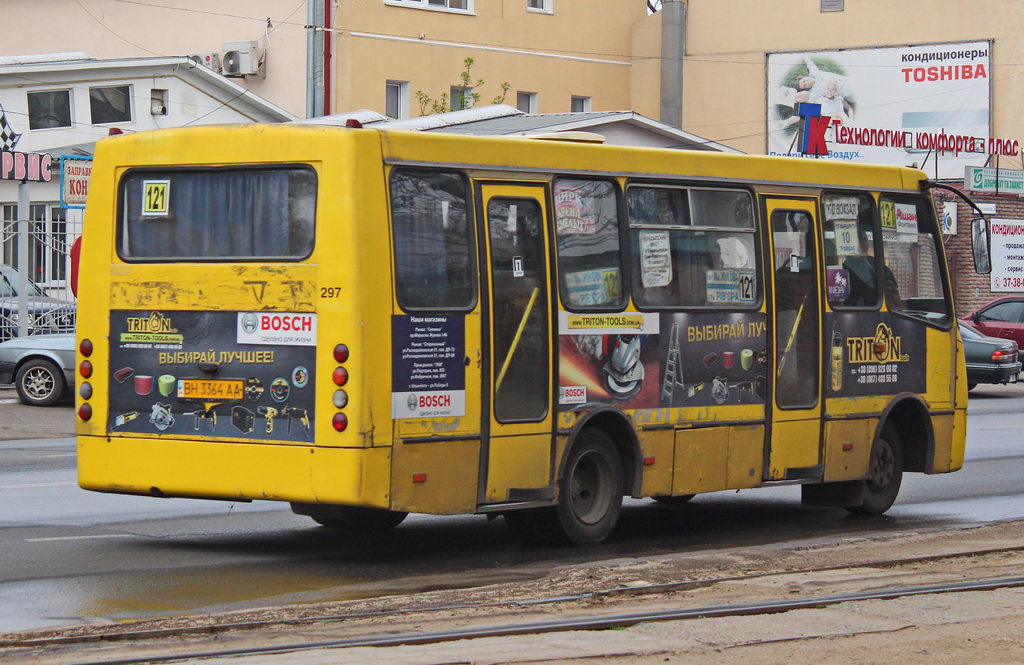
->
<box><xmin>415</xmin><ymin>58</ymin><xmax>510</xmax><ymax>116</ymax></box>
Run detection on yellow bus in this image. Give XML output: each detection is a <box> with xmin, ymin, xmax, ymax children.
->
<box><xmin>75</xmin><ymin>123</ymin><xmax>972</xmax><ymax>545</ymax></box>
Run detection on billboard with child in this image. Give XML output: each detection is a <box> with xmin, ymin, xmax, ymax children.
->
<box><xmin>767</xmin><ymin>41</ymin><xmax>992</xmax><ymax>179</ymax></box>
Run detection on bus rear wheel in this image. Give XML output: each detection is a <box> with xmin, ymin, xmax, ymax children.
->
<box><xmin>290</xmin><ymin>503</ymin><xmax>408</xmax><ymax>532</ymax></box>
<box><xmin>504</xmin><ymin>429</ymin><xmax>624</xmax><ymax>546</ymax></box>
<box><xmin>846</xmin><ymin>424</ymin><xmax>903</xmax><ymax>516</ymax></box>
<box><xmin>556</xmin><ymin>429</ymin><xmax>624</xmax><ymax>545</ymax></box>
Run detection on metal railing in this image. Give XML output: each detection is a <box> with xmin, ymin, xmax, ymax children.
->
<box><xmin>1</xmin><ymin>216</ymin><xmax>80</xmax><ymax>342</ymax></box>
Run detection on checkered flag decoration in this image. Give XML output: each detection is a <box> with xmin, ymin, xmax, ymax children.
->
<box><xmin>0</xmin><ymin>103</ymin><xmax>22</xmax><ymax>151</ymax></box>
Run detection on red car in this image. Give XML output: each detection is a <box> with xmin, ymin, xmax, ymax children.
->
<box><xmin>962</xmin><ymin>296</ymin><xmax>1024</xmax><ymax>363</ymax></box>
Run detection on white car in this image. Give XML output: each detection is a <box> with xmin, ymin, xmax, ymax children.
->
<box><xmin>0</xmin><ymin>334</ymin><xmax>75</xmax><ymax>406</ymax></box>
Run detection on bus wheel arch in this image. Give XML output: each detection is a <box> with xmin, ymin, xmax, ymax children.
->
<box><xmin>507</xmin><ymin>409</ymin><xmax>638</xmax><ymax>546</ymax></box>
<box><xmin>878</xmin><ymin>394</ymin><xmax>935</xmax><ymax>474</ymax></box>
<box><xmin>562</xmin><ymin>407</ymin><xmax>642</xmax><ymax>496</ymax></box>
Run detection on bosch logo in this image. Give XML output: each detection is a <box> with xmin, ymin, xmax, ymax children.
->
<box><xmin>260</xmin><ymin>314</ymin><xmax>313</xmax><ymax>332</ymax></box>
<box><xmin>419</xmin><ymin>394</ymin><xmax>451</xmax><ymax>408</ymax></box>
<box><xmin>241</xmin><ymin>313</ymin><xmax>259</xmax><ymax>334</ymax></box>
<box><xmin>563</xmin><ymin>387</ymin><xmax>585</xmax><ymax>398</ymax></box>
<box><xmin>407</xmin><ymin>394</ymin><xmax>418</xmax><ymax>411</ymax></box>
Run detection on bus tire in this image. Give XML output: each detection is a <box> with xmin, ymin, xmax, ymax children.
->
<box><xmin>846</xmin><ymin>423</ymin><xmax>903</xmax><ymax>516</ymax></box>
<box><xmin>15</xmin><ymin>358</ymin><xmax>66</xmax><ymax>407</ymax></box>
<box><xmin>290</xmin><ymin>503</ymin><xmax>408</xmax><ymax>532</ymax></box>
<box><xmin>555</xmin><ymin>428</ymin><xmax>624</xmax><ymax>545</ymax></box>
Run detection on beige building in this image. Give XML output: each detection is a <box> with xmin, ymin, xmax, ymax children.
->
<box><xmin>673</xmin><ymin>0</ymin><xmax>1024</xmax><ymax>161</ymax></box>
<box><xmin>1</xmin><ymin>1</ymin><xmax>660</xmax><ymax>121</ymax></box>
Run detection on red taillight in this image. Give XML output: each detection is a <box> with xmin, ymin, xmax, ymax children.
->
<box><xmin>332</xmin><ymin>413</ymin><xmax>348</xmax><ymax>431</ymax></box>
<box><xmin>333</xmin><ymin>367</ymin><xmax>349</xmax><ymax>386</ymax></box>
<box><xmin>333</xmin><ymin>344</ymin><xmax>349</xmax><ymax>363</ymax></box>
<box><xmin>992</xmin><ymin>347</ymin><xmax>1017</xmax><ymax>362</ymax></box>
<box><xmin>78</xmin><ymin>403</ymin><xmax>93</xmax><ymax>421</ymax></box>
<box><xmin>79</xmin><ymin>360</ymin><xmax>93</xmax><ymax>379</ymax></box>
<box><xmin>79</xmin><ymin>338</ymin><xmax>93</xmax><ymax>357</ymax></box>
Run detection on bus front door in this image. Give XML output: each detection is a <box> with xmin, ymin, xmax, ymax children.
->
<box><xmin>766</xmin><ymin>199</ymin><xmax>824</xmax><ymax>480</ymax></box>
<box><xmin>478</xmin><ymin>184</ymin><xmax>555</xmax><ymax>505</ymax></box>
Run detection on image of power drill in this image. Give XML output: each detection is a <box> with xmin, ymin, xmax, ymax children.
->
<box><xmin>256</xmin><ymin>406</ymin><xmax>278</xmax><ymax>435</ymax></box>
<box><xmin>281</xmin><ymin>406</ymin><xmax>310</xmax><ymax>436</ymax></box>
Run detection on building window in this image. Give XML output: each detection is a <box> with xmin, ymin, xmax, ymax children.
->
<box><xmin>90</xmin><ymin>85</ymin><xmax>132</xmax><ymax>125</ymax></box>
<box><xmin>570</xmin><ymin>96</ymin><xmax>591</xmax><ymax>113</ymax></box>
<box><xmin>27</xmin><ymin>90</ymin><xmax>72</xmax><ymax>130</ymax></box>
<box><xmin>451</xmin><ymin>85</ymin><xmax>475</xmax><ymax>111</ymax></box>
<box><xmin>386</xmin><ymin>80</ymin><xmax>409</xmax><ymax>119</ymax></box>
<box><xmin>385</xmin><ymin>0</ymin><xmax>472</xmax><ymax>12</ymax></box>
<box><xmin>528</xmin><ymin>0</ymin><xmax>552</xmax><ymax>13</ymax></box>
<box><xmin>821</xmin><ymin>0</ymin><xmax>843</xmax><ymax>11</ymax></box>
<box><xmin>516</xmin><ymin>92</ymin><xmax>538</xmax><ymax>113</ymax></box>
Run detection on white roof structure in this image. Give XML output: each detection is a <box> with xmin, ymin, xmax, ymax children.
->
<box><xmin>0</xmin><ymin>52</ymin><xmax>296</xmax><ymax>157</ymax></box>
<box><xmin>297</xmin><ymin>105</ymin><xmax>742</xmax><ymax>153</ymax></box>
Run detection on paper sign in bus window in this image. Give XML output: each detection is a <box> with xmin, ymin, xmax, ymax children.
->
<box><xmin>833</xmin><ymin>218</ymin><xmax>859</xmax><ymax>256</ymax></box>
<box><xmin>639</xmin><ymin>230</ymin><xmax>672</xmax><ymax>288</ymax></box>
<box><xmin>142</xmin><ymin>180</ymin><xmax>171</xmax><ymax>216</ymax></box>
<box><xmin>706</xmin><ymin>269</ymin><xmax>756</xmax><ymax>303</ymax></box>
<box><xmin>564</xmin><ymin>268</ymin><xmax>621</xmax><ymax>307</ymax></box>
<box><xmin>554</xmin><ymin>185</ymin><xmax>597</xmax><ymax>235</ymax></box>
<box><xmin>895</xmin><ymin>203</ymin><xmax>918</xmax><ymax>236</ymax></box>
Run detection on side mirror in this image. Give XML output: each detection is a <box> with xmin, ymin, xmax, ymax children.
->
<box><xmin>971</xmin><ymin>217</ymin><xmax>991</xmax><ymax>274</ymax></box>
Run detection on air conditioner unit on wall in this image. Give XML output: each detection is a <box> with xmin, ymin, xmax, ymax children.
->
<box><xmin>221</xmin><ymin>41</ymin><xmax>260</xmax><ymax>76</ymax></box>
<box><xmin>188</xmin><ymin>53</ymin><xmax>220</xmax><ymax>71</ymax></box>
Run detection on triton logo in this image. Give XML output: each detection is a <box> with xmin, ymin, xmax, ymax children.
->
<box><xmin>126</xmin><ymin>312</ymin><xmax>177</xmax><ymax>334</ymax></box>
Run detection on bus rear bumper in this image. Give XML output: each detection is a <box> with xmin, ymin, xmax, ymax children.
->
<box><xmin>77</xmin><ymin>435</ymin><xmax>393</xmax><ymax>508</ymax></box>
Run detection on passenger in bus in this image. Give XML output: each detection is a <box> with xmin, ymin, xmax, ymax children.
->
<box><xmin>843</xmin><ymin>227</ymin><xmax>901</xmax><ymax>308</ymax></box>
<box><xmin>842</xmin><ymin>229</ymin><xmax>879</xmax><ymax>307</ymax></box>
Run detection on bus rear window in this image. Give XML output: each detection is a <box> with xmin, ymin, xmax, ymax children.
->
<box><xmin>118</xmin><ymin>167</ymin><xmax>316</xmax><ymax>260</ymax></box>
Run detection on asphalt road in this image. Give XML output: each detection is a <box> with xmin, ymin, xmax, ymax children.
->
<box><xmin>1</xmin><ymin>382</ymin><xmax>1023</xmax><ymax>633</ymax></box>
<box><xmin>0</xmin><ymin>386</ymin><xmax>74</xmax><ymax>440</ymax></box>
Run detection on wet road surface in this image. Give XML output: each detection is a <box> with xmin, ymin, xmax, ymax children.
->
<box><xmin>1</xmin><ymin>383</ymin><xmax>1022</xmax><ymax>632</ymax></box>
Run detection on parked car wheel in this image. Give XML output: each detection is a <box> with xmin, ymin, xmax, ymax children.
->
<box><xmin>15</xmin><ymin>358</ymin><xmax>66</xmax><ymax>407</ymax></box>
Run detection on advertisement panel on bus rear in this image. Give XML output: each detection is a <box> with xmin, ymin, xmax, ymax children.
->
<box><xmin>107</xmin><ymin>310</ymin><xmax>316</xmax><ymax>441</ymax></box>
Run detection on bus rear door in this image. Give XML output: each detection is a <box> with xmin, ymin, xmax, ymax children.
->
<box><xmin>766</xmin><ymin>198</ymin><xmax>824</xmax><ymax>480</ymax></box>
<box><xmin>478</xmin><ymin>183</ymin><xmax>555</xmax><ymax>505</ymax></box>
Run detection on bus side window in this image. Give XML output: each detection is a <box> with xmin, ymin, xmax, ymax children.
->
<box><xmin>552</xmin><ymin>178</ymin><xmax>624</xmax><ymax>310</ymax></box>
<box><xmin>628</xmin><ymin>185</ymin><xmax>759</xmax><ymax>309</ymax></box>
<box><xmin>627</xmin><ymin>186</ymin><xmax>688</xmax><ymax>308</ymax></box>
<box><xmin>390</xmin><ymin>169</ymin><xmax>475</xmax><ymax>310</ymax></box>
<box><xmin>822</xmin><ymin>192</ymin><xmax>880</xmax><ymax>308</ymax></box>
<box><xmin>879</xmin><ymin>195</ymin><xmax>950</xmax><ymax>322</ymax></box>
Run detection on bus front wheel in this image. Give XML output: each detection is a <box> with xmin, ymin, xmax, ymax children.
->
<box><xmin>846</xmin><ymin>424</ymin><xmax>903</xmax><ymax>516</ymax></box>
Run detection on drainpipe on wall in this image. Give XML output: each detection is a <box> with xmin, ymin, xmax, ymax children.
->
<box><xmin>323</xmin><ymin>0</ymin><xmax>331</xmax><ymax>115</ymax></box>
<box><xmin>660</xmin><ymin>0</ymin><xmax>685</xmax><ymax>129</ymax></box>
<box><xmin>306</xmin><ymin>2</ymin><xmax>316</xmax><ymax>118</ymax></box>
<box><xmin>306</xmin><ymin>2</ymin><xmax>327</xmax><ymax>118</ymax></box>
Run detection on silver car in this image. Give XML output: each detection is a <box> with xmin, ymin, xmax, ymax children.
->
<box><xmin>0</xmin><ymin>334</ymin><xmax>75</xmax><ymax>406</ymax></box>
<box><xmin>0</xmin><ymin>264</ymin><xmax>77</xmax><ymax>343</ymax></box>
